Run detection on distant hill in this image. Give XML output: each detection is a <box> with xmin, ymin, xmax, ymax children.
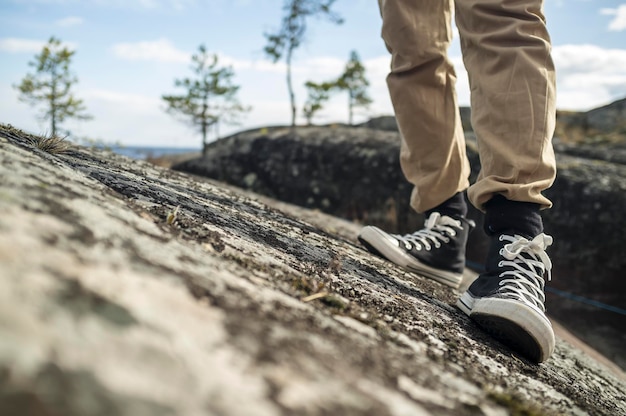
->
<box><xmin>361</xmin><ymin>97</ymin><xmax>626</xmax><ymax>145</ymax></box>
<box><xmin>555</xmin><ymin>98</ymin><xmax>626</xmax><ymax>144</ymax></box>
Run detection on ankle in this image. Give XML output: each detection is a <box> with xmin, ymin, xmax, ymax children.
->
<box><xmin>426</xmin><ymin>191</ymin><xmax>468</xmax><ymax>219</ymax></box>
<box><xmin>484</xmin><ymin>195</ymin><xmax>543</xmax><ymax>238</ymax></box>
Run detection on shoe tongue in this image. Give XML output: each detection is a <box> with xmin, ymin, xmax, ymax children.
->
<box><xmin>500</xmin><ymin>228</ymin><xmax>534</xmax><ymax>240</ymax></box>
<box><xmin>485</xmin><ymin>232</ymin><xmax>546</xmax><ymax>274</ymax></box>
<box><xmin>485</xmin><ymin>232</ymin><xmax>533</xmax><ymax>274</ymax></box>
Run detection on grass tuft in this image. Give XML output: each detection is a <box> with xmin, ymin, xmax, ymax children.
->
<box><xmin>29</xmin><ymin>133</ymin><xmax>72</xmax><ymax>154</ymax></box>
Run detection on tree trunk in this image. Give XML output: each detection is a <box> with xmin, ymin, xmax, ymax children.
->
<box><xmin>51</xmin><ymin>111</ymin><xmax>57</xmax><ymax>137</ymax></box>
<box><xmin>202</xmin><ymin>120</ymin><xmax>208</xmax><ymax>156</ymax></box>
<box><xmin>50</xmin><ymin>68</ymin><xmax>58</xmax><ymax>136</ymax></box>
<box><xmin>286</xmin><ymin>48</ymin><xmax>296</xmax><ymax>130</ymax></box>
<box><xmin>201</xmin><ymin>94</ymin><xmax>209</xmax><ymax>152</ymax></box>
<box><xmin>348</xmin><ymin>93</ymin><xmax>353</xmax><ymax>126</ymax></box>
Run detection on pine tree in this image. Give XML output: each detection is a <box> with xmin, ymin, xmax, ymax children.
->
<box><xmin>302</xmin><ymin>80</ymin><xmax>336</xmax><ymax>125</ymax></box>
<box><xmin>337</xmin><ymin>50</ymin><xmax>372</xmax><ymax>125</ymax></box>
<box><xmin>14</xmin><ymin>36</ymin><xmax>91</xmax><ymax>137</ymax></box>
<box><xmin>264</xmin><ymin>0</ymin><xmax>343</xmax><ymax>129</ymax></box>
<box><xmin>162</xmin><ymin>45</ymin><xmax>249</xmax><ymax>152</ymax></box>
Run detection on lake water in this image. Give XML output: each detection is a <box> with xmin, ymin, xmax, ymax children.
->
<box><xmin>109</xmin><ymin>146</ymin><xmax>201</xmax><ymax>159</ymax></box>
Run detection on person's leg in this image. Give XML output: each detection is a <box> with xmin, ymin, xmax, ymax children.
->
<box><xmin>457</xmin><ymin>0</ymin><xmax>556</xmax><ymax>210</ymax></box>
<box><xmin>359</xmin><ymin>0</ymin><xmax>474</xmax><ymax>288</ymax></box>
<box><xmin>379</xmin><ymin>0</ymin><xmax>471</xmax><ymax>213</ymax></box>
<box><xmin>454</xmin><ymin>0</ymin><xmax>557</xmax><ymax>363</ymax></box>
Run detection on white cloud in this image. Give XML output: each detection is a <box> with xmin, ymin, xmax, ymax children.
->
<box><xmin>295</xmin><ymin>56</ymin><xmax>345</xmax><ymax>76</ymax></box>
<box><xmin>364</xmin><ymin>55</ymin><xmax>390</xmax><ymax>89</ymax></box>
<box><xmin>83</xmin><ymin>89</ymin><xmax>161</xmax><ymax>112</ymax></box>
<box><xmin>221</xmin><ymin>54</ymin><xmax>346</xmax><ymax>77</ymax></box>
<box><xmin>552</xmin><ymin>44</ymin><xmax>626</xmax><ymax>109</ymax></box>
<box><xmin>0</xmin><ymin>37</ymin><xmax>79</xmax><ymax>54</ymax></box>
<box><xmin>600</xmin><ymin>4</ymin><xmax>626</xmax><ymax>31</ymax></box>
<box><xmin>109</xmin><ymin>41</ymin><xmax>287</xmax><ymax>74</ymax></box>
<box><xmin>555</xmin><ymin>0</ymin><xmax>593</xmax><ymax>6</ymax></box>
<box><xmin>111</xmin><ymin>38</ymin><xmax>190</xmax><ymax>63</ymax></box>
<box><xmin>9</xmin><ymin>0</ymin><xmax>194</xmax><ymax>9</ymax></box>
<box><xmin>552</xmin><ymin>44</ymin><xmax>626</xmax><ymax>75</ymax></box>
<box><xmin>217</xmin><ymin>54</ymin><xmax>286</xmax><ymax>74</ymax></box>
<box><xmin>0</xmin><ymin>38</ymin><xmax>46</xmax><ymax>53</ymax></box>
<box><xmin>137</xmin><ymin>0</ymin><xmax>158</xmax><ymax>8</ymax></box>
<box><xmin>55</xmin><ymin>16</ymin><xmax>84</xmax><ymax>27</ymax></box>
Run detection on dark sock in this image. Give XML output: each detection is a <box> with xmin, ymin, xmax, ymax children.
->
<box><xmin>484</xmin><ymin>194</ymin><xmax>543</xmax><ymax>238</ymax></box>
<box><xmin>426</xmin><ymin>191</ymin><xmax>468</xmax><ymax>219</ymax></box>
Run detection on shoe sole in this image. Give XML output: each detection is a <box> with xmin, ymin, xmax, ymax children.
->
<box><xmin>457</xmin><ymin>293</ymin><xmax>555</xmax><ymax>363</ymax></box>
<box><xmin>358</xmin><ymin>226</ymin><xmax>463</xmax><ymax>289</ymax></box>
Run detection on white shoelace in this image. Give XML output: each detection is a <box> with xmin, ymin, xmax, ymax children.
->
<box><xmin>396</xmin><ymin>213</ymin><xmax>462</xmax><ymax>251</ymax></box>
<box><xmin>498</xmin><ymin>233</ymin><xmax>553</xmax><ymax>312</ymax></box>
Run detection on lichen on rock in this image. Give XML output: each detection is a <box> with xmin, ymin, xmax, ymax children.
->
<box><xmin>1</xmin><ymin>124</ymin><xmax>625</xmax><ymax>416</ymax></box>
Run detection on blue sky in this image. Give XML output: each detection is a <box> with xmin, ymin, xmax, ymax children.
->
<box><xmin>1</xmin><ymin>0</ymin><xmax>625</xmax><ymax>148</ymax></box>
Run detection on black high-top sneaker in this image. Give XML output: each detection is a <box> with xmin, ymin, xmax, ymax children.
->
<box><xmin>457</xmin><ymin>233</ymin><xmax>555</xmax><ymax>363</ymax></box>
<box><xmin>358</xmin><ymin>213</ymin><xmax>475</xmax><ymax>288</ymax></box>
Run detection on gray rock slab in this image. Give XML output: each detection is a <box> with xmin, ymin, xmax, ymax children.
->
<box><xmin>174</xmin><ymin>126</ymin><xmax>626</xmax><ymax>370</ymax></box>
<box><xmin>1</xmin><ymin>125</ymin><xmax>625</xmax><ymax>416</ymax></box>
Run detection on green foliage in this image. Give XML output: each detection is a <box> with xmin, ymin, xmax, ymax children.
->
<box><xmin>302</xmin><ymin>80</ymin><xmax>337</xmax><ymax>125</ymax></box>
<box><xmin>337</xmin><ymin>50</ymin><xmax>372</xmax><ymax>125</ymax></box>
<box><xmin>162</xmin><ymin>45</ymin><xmax>249</xmax><ymax>149</ymax></box>
<box><xmin>14</xmin><ymin>36</ymin><xmax>91</xmax><ymax>137</ymax></box>
<box><xmin>264</xmin><ymin>0</ymin><xmax>343</xmax><ymax>128</ymax></box>
<box><xmin>303</xmin><ymin>50</ymin><xmax>372</xmax><ymax>125</ymax></box>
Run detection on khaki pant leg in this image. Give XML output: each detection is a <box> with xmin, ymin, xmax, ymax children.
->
<box><xmin>379</xmin><ymin>0</ymin><xmax>470</xmax><ymax>214</ymax></box>
<box><xmin>455</xmin><ymin>0</ymin><xmax>557</xmax><ymax>210</ymax></box>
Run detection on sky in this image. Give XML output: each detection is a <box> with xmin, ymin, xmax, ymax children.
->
<box><xmin>1</xmin><ymin>0</ymin><xmax>625</xmax><ymax>148</ymax></box>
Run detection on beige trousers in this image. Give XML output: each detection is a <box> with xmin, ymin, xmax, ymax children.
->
<box><xmin>378</xmin><ymin>0</ymin><xmax>557</xmax><ymax>213</ymax></box>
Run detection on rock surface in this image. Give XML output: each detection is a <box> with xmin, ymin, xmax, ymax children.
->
<box><xmin>2</xmin><ymin>124</ymin><xmax>626</xmax><ymax>416</ymax></box>
<box><xmin>173</xmin><ymin>125</ymin><xmax>626</xmax><ymax>371</ymax></box>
